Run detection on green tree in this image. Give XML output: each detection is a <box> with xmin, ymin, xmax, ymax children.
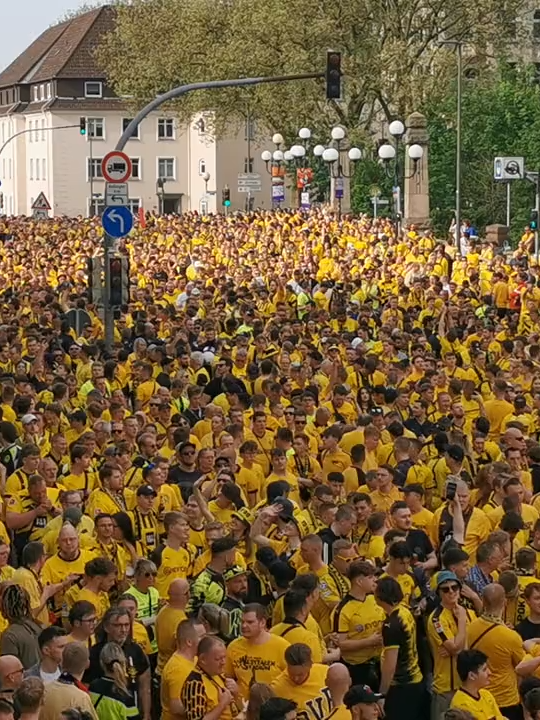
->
<box><xmin>424</xmin><ymin>64</ymin><xmax>540</xmax><ymax>239</ymax></box>
<box><xmin>98</xmin><ymin>0</ymin><xmax>525</xmax><ymax>140</ymax></box>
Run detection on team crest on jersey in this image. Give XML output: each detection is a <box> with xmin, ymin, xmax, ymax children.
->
<box><xmin>433</xmin><ymin>617</ymin><xmax>444</xmax><ymax>634</ymax></box>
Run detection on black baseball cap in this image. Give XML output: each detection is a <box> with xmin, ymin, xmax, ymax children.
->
<box><xmin>344</xmin><ymin>685</ymin><xmax>384</xmax><ymax>708</ymax></box>
<box><xmin>137</xmin><ymin>485</ymin><xmax>157</xmax><ymax>498</ymax></box>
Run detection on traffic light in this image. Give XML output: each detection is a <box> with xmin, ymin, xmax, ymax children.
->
<box><xmin>109</xmin><ymin>256</ymin><xmax>129</xmax><ymax>307</ymax></box>
<box><xmin>86</xmin><ymin>257</ymin><xmax>103</xmax><ymax>305</ymax></box>
<box><xmin>79</xmin><ymin>117</ymin><xmax>86</xmax><ymax>136</ymax></box>
<box><xmin>531</xmin><ymin>209</ymin><xmax>538</xmax><ymax>231</ymax></box>
<box><xmin>326</xmin><ymin>50</ymin><xmax>342</xmax><ymax>100</ymax></box>
<box><xmin>222</xmin><ymin>186</ymin><xmax>231</xmax><ymax>207</ymax></box>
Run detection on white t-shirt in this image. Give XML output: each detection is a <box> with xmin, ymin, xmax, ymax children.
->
<box><xmin>40</xmin><ymin>667</ymin><xmax>61</xmax><ymax>684</ymax></box>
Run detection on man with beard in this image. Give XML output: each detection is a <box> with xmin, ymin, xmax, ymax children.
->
<box><xmin>225</xmin><ymin>603</ymin><xmax>289</xmax><ymax>700</ymax></box>
<box><xmin>221</xmin><ymin>566</ymin><xmax>249</xmax><ymax>641</ymax></box>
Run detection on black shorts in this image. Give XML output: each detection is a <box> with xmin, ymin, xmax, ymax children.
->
<box><xmin>385</xmin><ymin>682</ymin><xmax>426</xmax><ymax>720</ymax></box>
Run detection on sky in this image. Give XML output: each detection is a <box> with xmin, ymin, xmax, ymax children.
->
<box><xmin>1</xmin><ymin>0</ymin><xmax>107</xmax><ymax>72</ymax></box>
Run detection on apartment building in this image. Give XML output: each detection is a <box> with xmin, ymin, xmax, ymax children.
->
<box><xmin>0</xmin><ymin>6</ymin><xmax>271</xmax><ymax>216</ymax></box>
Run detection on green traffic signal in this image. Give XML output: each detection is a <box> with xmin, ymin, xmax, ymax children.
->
<box><xmin>79</xmin><ymin>117</ymin><xmax>86</xmax><ymax>135</ymax></box>
<box><xmin>224</xmin><ymin>200</ymin><xmax>231</xmax><ymax>207</ymax></box>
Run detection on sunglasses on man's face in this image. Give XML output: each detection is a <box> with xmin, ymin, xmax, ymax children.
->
<box><xmin>440</xmin><ymin>584</ymin><xmax>460</xmax><ymax>594</ymax></box>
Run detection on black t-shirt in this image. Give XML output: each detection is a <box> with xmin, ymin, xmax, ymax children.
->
<box><xmin>167</xmin><ymin>466</ymin><xmax>202</xmax><ymax>503</ymax></box>
<box><xmin>85</xmin><ymin>639</ymin><xmax>149</xmax><ymax>687</ymax></box>
<box><xmin>405</xmin><ymin>529</ymin><xmax>433</xmax><ymax>563</ymax></box>
<box><xmin>516</xmin><ymin>618</ymin><xmax>540</xmax><ymax>641</ymax></box>
<box><xmin>318</xmin><ymin>527</ymin><xmax>348</xmax><ymax>564</ymax></box>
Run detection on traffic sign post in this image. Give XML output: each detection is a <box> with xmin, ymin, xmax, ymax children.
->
<box><xmin>100</xmin><ymin>153</ymin><xmax>132</xmax><ymax>350</ymax></box>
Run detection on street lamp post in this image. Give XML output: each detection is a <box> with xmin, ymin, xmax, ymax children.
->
<box><xmin>289</xmin><ymin>127</ymin><xmax>314</xmax><ymax>208</ymax></box>
<box><xmin>261</xmin><ymin>133</ymin><xmax>288</xmax><ymax>207</ymax></box>
<box><xmin>321</xmin><ymin>126</ymin><xmax>362</xmax><ymax>219</ymax></box>
<box><xmin>378</xmin><ymin>119</ymin><xmax>424</xmax><ymax>237</ymax></box>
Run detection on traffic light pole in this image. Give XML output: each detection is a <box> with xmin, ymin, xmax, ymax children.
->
<box><xmin>106</xmin><ymin>70</ymin><xmax>327</xmax><ymax>351</ymax></box>
<box><xmin>115</xmin><ymin>72</ymin><xmax>324</xmax><ymax>152</ymax></box>
<box><xmin>525</xmin><ymin>170</ymin><xmax>540</xmax><ymax>264</ymax></box>
<box><xmin>104</xmin><ymin>236</ymin><xmax>114</xmax><ymax>351</ymax></box>
<box><xmin>0</xmin><ymin>123</ymin><xmax>81</xmax><ymax>157</ymax></box>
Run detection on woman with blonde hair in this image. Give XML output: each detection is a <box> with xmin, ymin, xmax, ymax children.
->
<box><xmin>88</xmin><ymin>642</ymin><xmax>138</xmax><ymax>719</ymax></box>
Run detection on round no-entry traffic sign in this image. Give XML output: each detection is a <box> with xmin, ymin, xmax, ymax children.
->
<box><xmin>101</xmin><ymin>151</ymin><xmax>132</xmax><ymax>183</ymax></box>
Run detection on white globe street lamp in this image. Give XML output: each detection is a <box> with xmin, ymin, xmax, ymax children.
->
<box><xmin>389</xmin><ymin>120</ymin><xmax>405</xmax><ymax>137</ymax></box>
<box><xmin>313</xmin><ymin>144</ymin><xmax>325</xmax><ymax>157</ymax></box>
<box><xmin>348</xmin><ymin>147</ymin><xmax>362</xmax><ymax>161</ymax></box>
<box><xmin>272</xmin><ymin>133</ymin><xmax>284</xmax><ymax>146</ymax></box>
<box><xmin>322</xmin><ymin>147</ymin><xmax>340</xmax><ymax>163</ymax></box>
<box><xmin>298</xmin><ymin>127</ymin><xmax>311</xmax><ymax>140</ymax></box>
<box><xmin>331</xmin><ymin>126</ymin><xmax>346</xmax><ymax>141</ymax></box>
<box><xmin>378</xmin><ymin>144</ymin><xmax>396</xmax><ymax>161</ymax></box>
<box><xmin>261</xmin><ymin>150</ymin><xmax>272</xmax><ymax>162</ymax></box>
<box><xmin>408</xmin><ymin>144</ymin><xmax>424</xmax><ymax>161</ymax></box>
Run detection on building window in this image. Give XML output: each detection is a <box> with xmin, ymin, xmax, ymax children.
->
<box><xmin>131</xmin><ymin>158</ymin><xmax>141</xmax><ymax>179</ymax></box>
<box><xmin>244</xmin><ymin>117</ymin><xmax>256</xmax><ymax>140</ymax></box>
<box><xmin>198</xmin><ymin>159</ymin><xmax>206</xmax><ymax>175</ymax></box>
<box><xmin>157</xmin><ymin>158</ymin><xmax>175</xmax><ymax>179</ymax></box>
<box><xmin>34</xmin><ymin>123</ymin><xmax>39</xmax><ymax>142</ymax></box>
<box><xmin>46</xmin><ymin>83</ymin><xmax>51</xmax><ymax>99</ymax></box>
<box><xmin>157</xmin><ymin>118</ymin><xmax>175</xmax><ymax>140</ymax></box>
<box><xmin>41</xmin><ymin>119</ymin><xmax>46</xmax><ymax>141</ymax></box>
<box><xmin>36</xmin><ymin>159</ymin><xmax>40</xmax><ymax>181</ymax></box>
<box><xmin>200</xmin><ymin>199</ymin><xmax>209</xmax><ymax>215</ymax></box>
<box><xmin>39</xmin><ymin>85</ymin><xmax>45</xmax><ymax>101</ymax></box>
<box><xmin>122</xmin><ymin>118</ymin><xmax>140</xmax><ymax>139</ymax></box>
<box><xmin>89</xmin><ymin>196</ymin><xmax>105</xmax><ymax>216</ymax></box>
<box><xmin>42</xmin><ymin>159</ymin><xmax>47</xmax><ymax>180</ymax></box>
<box><xmin>195</xmin><ymin>117</ymin><xmax>205</xmax><ymax>135</ymax></box>
<box><xmin>534</xmin><ymin>10</ymin><xmax>540</xmax><ymax>39</ymax></box>
<box><xmin>244</xmin><ymin>157</ymin><xmax>254</xmax><ymax>173</ymax></box>
<box><xmin>32</xmin><ymin>86</ymin><xmax>38</xmax><ymax>102</ymax></box>
<box><xmin>128</xmin><ymin>198</ymin><xmax>140</xmax><ymax>214</ymax></box>
<box><xmin>87</xmin><ymin>118</ymin><xmax>105</xmax><ymax>139</ymax></box>
<box><xmin>8</xmin><ymin>159</ymin><xmax>11</xmax><ymax>180</ymax></box>
<box><xmin>29</xmin><ymin>120</ymin><xmax>33</xmax><ymax>143</ymax></box>
<box><xmin>87</xmin><ymin>157</ymin><xmax>104</xmax><ymax>180</ymax></box>
<box><xmin>84</xmin><ymin>81</ymin><xmax>103</xmax><ymax>98</ymax></box>
<box><xmin>29</xmin><ymin>159</ymin><xmax>34</xmax><ymax>181</ymax></box>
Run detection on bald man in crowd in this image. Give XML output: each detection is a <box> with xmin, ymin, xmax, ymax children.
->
<box><xmin>467</xmin><ymin>584</ymin><xmax>525</xmax><ymax>720</ymax></box>
<box><xmin>0</xmin><ymin>656</ymin><xmax>24</xmax><ymax>705</ymax></box>
<box><xmin>155</xmin><ymin>577</ymin><xmax>191</xmax><ymax>675</ymax></box>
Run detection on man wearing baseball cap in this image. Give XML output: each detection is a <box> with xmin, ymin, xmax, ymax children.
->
<box><xmin>222</xmin><ymin>565</ymin><xmax>249</xmax><ymax>640</ymax></box>
<box><xmin>343</xmin><ymin>683</ymin><xmax>383</xmax><ymax>720</ymax></box>
<box><xmin>427</xmin><ymin>571</ymin><xmax>476</xmax><ymax>720</ymax></box>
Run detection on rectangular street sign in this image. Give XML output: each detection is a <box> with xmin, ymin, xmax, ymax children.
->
<box><xmin>105</xmin><ymin>182</ymin><xmax>129</xmax><ymax>206</ymax></box>
<box><xmin>238</xmin><ymin>186</ymin><xmax>261</xmax><ymax>193</ymax></box>
<box><xmin>237</xmin><ymin>178</ymin><xmax>262</xmax><ymax>187</ymax></box>
<box><xmin>237</xmin><ymin>173</ymin><xmax>261</xmax><ymax>180</ymax></box>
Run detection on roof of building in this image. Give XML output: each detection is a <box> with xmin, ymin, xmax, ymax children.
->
<box><xmin>0</xmin><ymin>5</ymin><xmax>115</xmax><ymax>89</ymax></box>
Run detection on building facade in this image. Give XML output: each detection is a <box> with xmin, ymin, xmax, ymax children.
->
<box><xmin>0</xmin><ymin>6</ymin><xmax>272</xmax><ymax>216</ymax></box>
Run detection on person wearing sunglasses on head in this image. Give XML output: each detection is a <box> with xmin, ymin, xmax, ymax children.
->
<box><xmin>125</xmin><ymin>558</ymin><xmax>161</xmax><ymax>658</ymax></box>
<box><xmin>427</xmin><ymin>571</ymin><xmax>476</xmax><ymax>719</ymax></box>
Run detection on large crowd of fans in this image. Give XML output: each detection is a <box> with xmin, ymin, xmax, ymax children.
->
<box><xmin>0</xmin><ymin>208</ymin><xmax>537</xmax><ymax>720</ymax></box>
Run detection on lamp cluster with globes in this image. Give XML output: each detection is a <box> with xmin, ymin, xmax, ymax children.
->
<box><xmin>377</xmin><ymin>119</ymin><xmax>424</xmax><ymax>237</ymax></box>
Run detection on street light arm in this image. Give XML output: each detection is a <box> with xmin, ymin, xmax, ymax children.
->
<box><xmin>0</xmin><ymin>124</ymin><xmax>80</xmax><ymax>157</ymax></box>
<box><xmin>115</xmin><ymin>72</ymin><xmax>324</xmax><ymax>152</ymax></box>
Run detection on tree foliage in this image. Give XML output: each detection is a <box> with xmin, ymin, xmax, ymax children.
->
<box><xmin>423</xmin><ymin>64</ymin><xmax>540</xmax><ymax>239</ymax></box>
<box><xmin>98</xmin><ymin>0</ymin><xmax>525</xmax><ymax>140</ymax></box>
